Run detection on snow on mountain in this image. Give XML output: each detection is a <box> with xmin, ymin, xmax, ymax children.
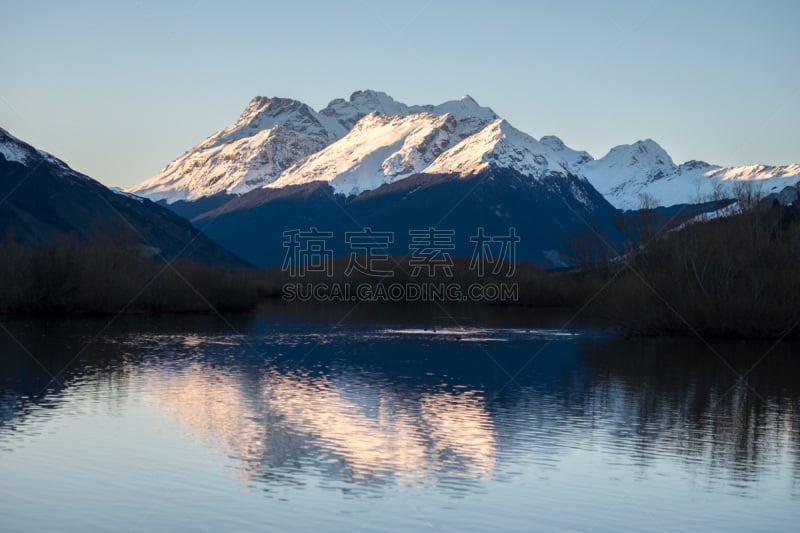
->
<box><xmin>319</xmin><ymin>90</ymin><xmax>412</xmax><ymax>131</ymax></box>
<box><xmin>539</xmin><ymin>135</ymin><xmax>594</xmax><ymax>167</ymax></box>
<box><xmin>128</xmin><ymin>91</ymin><xmax>498</xmax><ymax>203</ymax></box>
<box><xmin>424</xmin><ymin>119</ymin><xmax>572</xmax><ymax>180</ymax></box>
<box><xmin>318</xmin><ymin>90</ymin><xmax>498</xmax><ymax>136</ymax></box>
<box><xmin>1</xmin><ymin>127</ymin><xmax>81</xmax><ymax>177</ymax></box>
<box><xmin>215</xmin><ymin>96</ymin><xmax>345</xmax><ymax>145</ymax></box>
<box><xmin>427</xmin><ymin>95</ymin><xmax>496</xmax><ymax>121</ymax></box>
<box><xmin>421</xmin><ymin>95</ymin><xmax>498</xmax><ymax>140</ymax></box>
<box><xmin>575</xmin><ymin>138</ymin><xmax>800</xmax><ymax>209</ymax></box>
<box><xmin>578</xmin><ymin>139</ymin><xmax>676</xmax><ymax>199</ymax></box>
<box><xmin>602</xmin><ymin>161</ymin><xmax>800</xmax><ymax>209</ymax></box>
<box><xmin>128</xmin><ymin>97</ymin><xmax>344</xmax><ymax>203</ymax></box>
<box><xmin>0</xmin><ymin>128</ymin><xmax>31</xmax><ymax>164</ymax></box>
<box><xmin>268</xmin><ymin>112</ymin><xmax>461</xmax><ymax>196</ymax></box>
<box><xmin>267</xmin><ymin>113</ymin><xmax>560</xmax><ymax>197</ymax></box>
<box><xmin>125</xmin><ymin>89</ymin><xmax>800</xmax><ymax>210</ymax></box>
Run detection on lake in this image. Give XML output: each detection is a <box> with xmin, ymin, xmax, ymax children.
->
<box><xmin>1</xmin><ymin>302</ymin><xmax>798</xmax><ymax>532</ymax></box>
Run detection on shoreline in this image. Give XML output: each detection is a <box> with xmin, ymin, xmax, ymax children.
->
<box><xmin>2</xmin><ymin>298</ymin><xmax>797</xmax><ymax>342</ymax></box>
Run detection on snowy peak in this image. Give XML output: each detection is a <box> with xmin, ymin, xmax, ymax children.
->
<box><xmin>348</xmin><ymin>89</ymin><xmax>407</xmax><ymax>113</ymax></box>
<box><xmin>220</xmin><ymin>96</ymin><xmax>341</xmax><ymax>145</ymax></box>
<box><xmin>601</xmin><ymin>139</ymin><xmax>676</xmax><ymax>173</ymax></box>
<box><xmin>263</xmin><ymin>93</ymin><xmax>499</xmax><ymax>197</ymax></box>
<box><xmin>320</xmin><ymin>90</ymin><xmax>410</xmax><ymax>130</ymax></box>
<box><xmin>676</xmin><ymin>159</ymin><xmax>715</xmax><ymax>174</ymax></box>
<box><xmin>539</xmin><ymin>135</ymin><xmax>594</xmax><ymax>167</ymax></box>
<box><xmin>578</xmin><ymin>138</ymin><xmax>678</xmax><ymax>199</ymax></box>
<box><xmin>268</xmin><ymin>115</ymin><xmax>575</xmax><ymax>197</ymax></box>
<box><xmin>268</xmin><ymin>112</ymin><xmax>460</xmax><ymax>196</ymax></box>
<box><xmin>578</xmin><ymin>139</ymin><xmax>800</xmax><ymax>209</ymax></box>
<box><xmin>127</xmin><ymin>90</ymin><xmax>500</xmax><ymax>202</ymax></box>
<box><xmin>424</xmin><ymin>96</ymin><xmax>499</xmax><ymax>141</ymax></box>
<box><xmin>237</xmin><ymin>96</ymin><xmax>307</xmax><ymax>125</ymax></box>
<box><xmin>125</xmin><ymin>89</ymin><xmax>800</xmax><ymax>209</ymax></box>
<box><xmin>127</xmin><ymin>95</ymin><xmax>345</xmax><ymax>202</ymax></box>
<box><xmin>427</xmin><ymin>95</ymin><xmax>497</xmax><ymax>122</ymax></box>
<box><xmin>319</xmin><ymin>90</ymin><xmax>498</xmax><ymax>137</ymax></box>
<box><xmin>596</xmin><ymin>159</ymin><xmax>800</xmax><ymax>210</ymax></box>
<box><xmin>425</xmin><ymin>119</ymin><xmax>571</xmax><ymax>179</ymax></box>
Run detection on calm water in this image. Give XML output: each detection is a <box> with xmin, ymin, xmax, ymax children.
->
<box><xmin>0</xmin><ymin>303</ymin><xmax>798</xmax><ymax>532</ymax></box>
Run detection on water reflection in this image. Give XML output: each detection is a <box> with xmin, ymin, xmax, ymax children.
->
<box><xmin>140</xmin><ymin>362</ymin><xmax>496</xmax><ymax>486</ymax></box>
<box><xmin>577</xmin><ymin>338</ymin><xmax>800</xmax><ymax>490</ymax></box>
<box><xmin>0</xmin><ymin>307</ymin><xmax>799</xmax><ymax>503</ymax></box>
<box><xmin>143</xmin><ymin>364</ymin><xmax>268</xmax><ymax>474</ymax></box>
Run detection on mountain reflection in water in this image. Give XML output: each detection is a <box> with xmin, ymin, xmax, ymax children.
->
<box><xmin>0</xmin><ymin>304</ymin><xmax>798</xmax><ymax>531</ymax></box>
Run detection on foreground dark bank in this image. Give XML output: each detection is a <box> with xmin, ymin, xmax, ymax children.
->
<box><xmin>0</xmin><ymin>236</ymin><xmax>257</xmax><ymax>313</ymax></box>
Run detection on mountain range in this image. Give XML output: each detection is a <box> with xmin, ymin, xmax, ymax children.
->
<box><xmin>4</xmin><ymin>90</ymin><xmax>798</xmax><ymax>270</ymax></box>
<box><xmin>128</xmin><ymin>90</ymin><xmax>800</xmax><ymax>210</ymax></box>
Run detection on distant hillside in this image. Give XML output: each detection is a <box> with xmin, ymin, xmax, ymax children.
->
<box><xmin>0</xmin><ymin>127</ymin><xmax>247</xmax><ymax>266</ymax></box>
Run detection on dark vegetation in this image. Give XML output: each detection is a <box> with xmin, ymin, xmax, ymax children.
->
<box><xmin>255</xmin><ymin>254</ymin><xmax>606</xmax><ymax>308</ymax></box>
<box><xmin>0</xmin><ymin>234</ymin><xmax>257</xmax><ymax>314</ymax></box>
<box><xmin>599</xmin><ymin>199</ymin><xmax>800</xmax><ymax>339</ymax></box>
<box><xmin>0</xmin><ymin>141</ymin><xmax>253</xmax><ymax>314</ymax></box>
<box><xmin>566</xmin><ymin>186</ymin><xmax>800</xmax><ymax>339</ymax></box>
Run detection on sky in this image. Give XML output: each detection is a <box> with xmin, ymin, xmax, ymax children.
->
<box><xmin>1</xmin><ymin>0</ymin><xmax>799</xmax><ymax>189</ymax></box>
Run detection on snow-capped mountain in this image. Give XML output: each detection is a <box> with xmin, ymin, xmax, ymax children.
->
<box><xmin>424</xmin><ymin>119</ymin><xmax>572</xmax><ymax>180</ymax></box>
<box><xmin>269</xmin><ymin>112</ymin><xmax>458</xmax><ymax>195</ymax></box>
<box><xmin>128</xmin><ymin>90</ymin><xmax>498</xmax><ymax>203</ymax></box>
<box><xmin>319</xmin><ymin>90</ymin><xmax>497</xmax><ymax>135</ymax></box>
<box><xmin>190</xmin><ymin>116</ymin><xmax>617</xmax><ymax>267</ymax></box>
<box><xmin>319</xmin><ymin>90</ymin><xmax>413</xmax><ymax>131</ymax></box>
<box><xmin>267</xmin><ymin>116</ymin><xmax>604</xmax><ymax>203</ymax></box>
<box><xmin>577</xmin><ymin>139</ymin><xmax>677</xmax><ymax>206</ymax></box>
<box><xmin>630</xmin><ymin>160</ymin><xmax>800</xmax><ymax>209</ymax></box>
<box><xmin>539</xmin><ymin>135</ymin><xmax>593</xmax><ymax>167</ymax></box>
<box><xmin>268</xmin><ymin>107</ymin><xmax>500</xmax><ymax>196</ymax></box>
<box><xmin>128</xmin><ymin>97</ymin><xmax>346</xmax><ymax>202</ymax></box>
<box><xmin>417</xmin><ymin>95</ymin><xmax>498</xmax><ymax>140</ymax></box>
<box><xmin>562</xmin><ymin>138</ymin><xmax>800</xmax><ymax>209</ymax></box>
<box><xmin>127</xmin><ymin>89</ymin><xmax>800</xmax><ymax>211</ymax></box>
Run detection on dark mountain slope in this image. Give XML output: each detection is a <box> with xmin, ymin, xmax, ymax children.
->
<box><xmin>0</xmin><ymin>128</ymin><xmax>247</xmax><ymax>266</ymax></box>
<box><xmin>194</xmin><ymin>168</ymin><xmax>622</xmax><ymax>268</ymax></box>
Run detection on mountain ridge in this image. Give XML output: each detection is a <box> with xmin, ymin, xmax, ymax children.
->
<box><xmin>127</xmin><ymin>90</ymin><xmax>500</xmax><ymax>202</ymax></box>
<box><xmin>127</xmin><ymin>90</ymin><xmax>800</xmax><ymax>210</ymax></box>
<box><xmin>0</xmin><ymin>127</ymin><xmax>248</xmax><ymax>266</ymax></box>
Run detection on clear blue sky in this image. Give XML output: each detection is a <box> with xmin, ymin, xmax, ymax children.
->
<box><xmin>1</xmin><ymin>0</ymin><xmax>798</xmax><ymax>188</ymax></box>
